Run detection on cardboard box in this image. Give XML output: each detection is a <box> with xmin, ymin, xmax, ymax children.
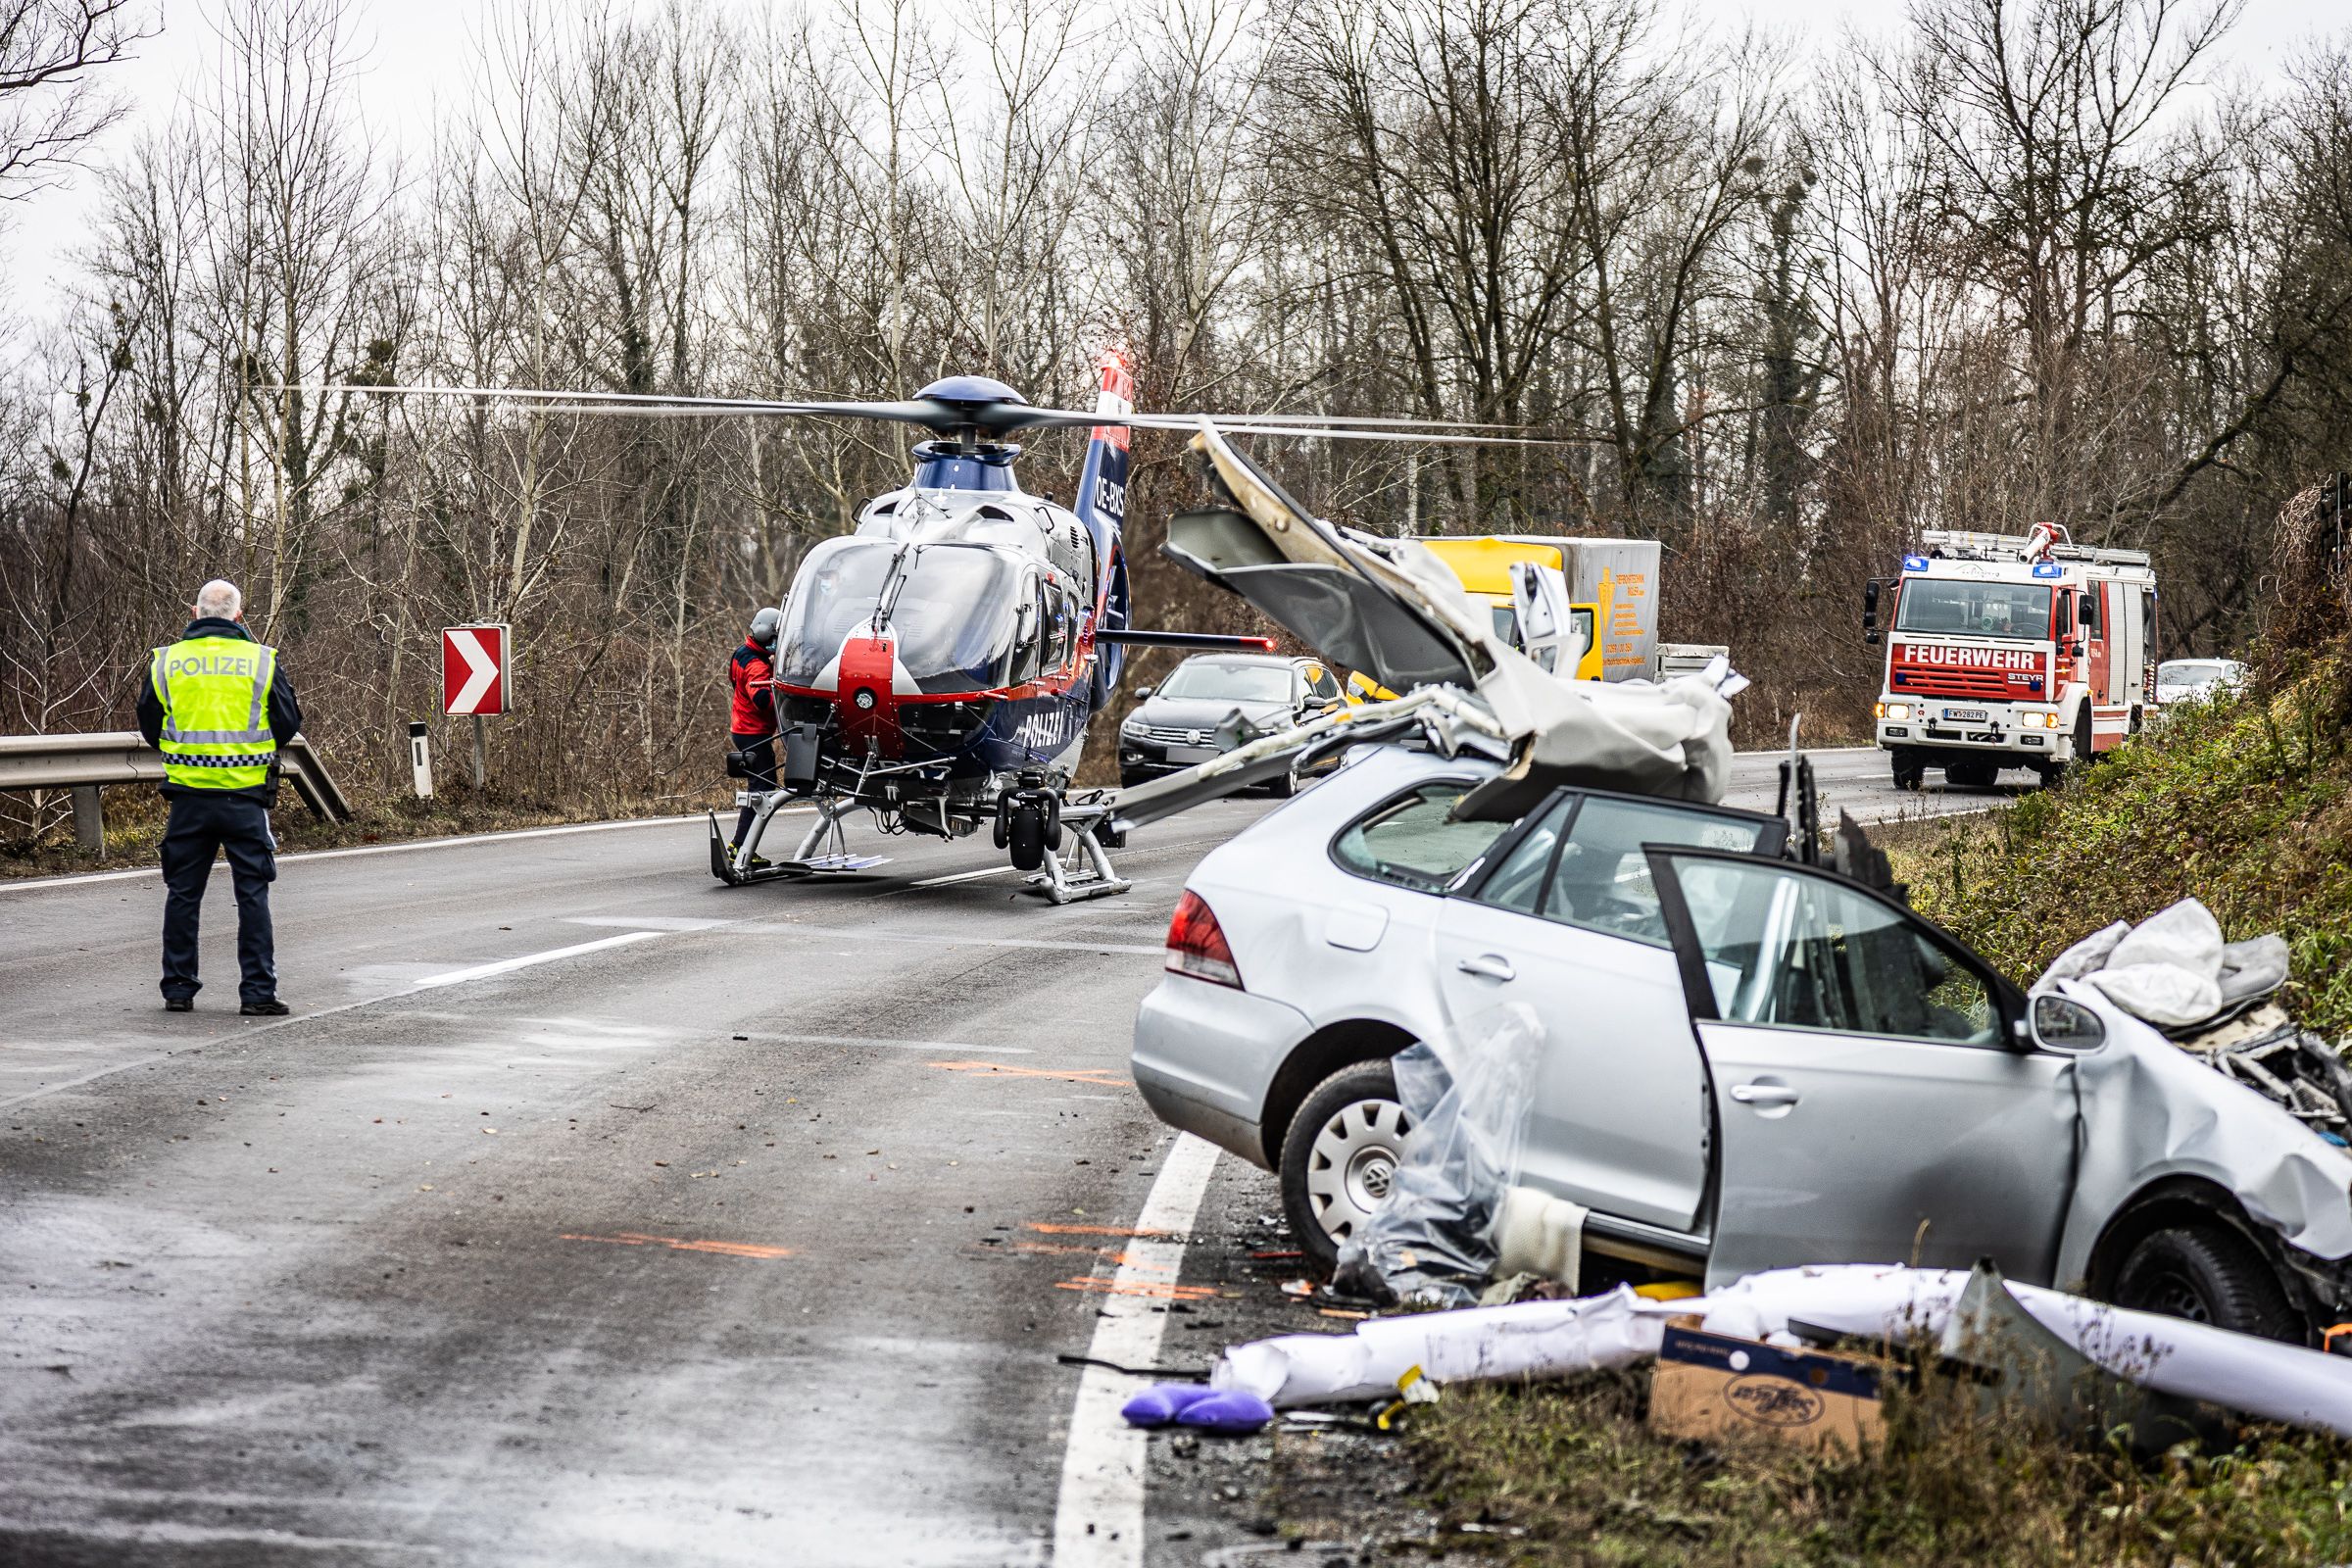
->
<box><xmin>1649</xmin><ymin>1317</ymin><xmax>1887</xmax><ymax>1456</ymax></box>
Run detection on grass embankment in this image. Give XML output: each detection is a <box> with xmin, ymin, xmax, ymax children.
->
<box><xmin>1396</xmin><ymin>644</ymin><xmax>2352</xmax><ymax>1563</ymax></box>
<box><xmin>1905</xmin><ymin>640</ymin><xmax>2352</xmax><ymax>1037</ymax></box>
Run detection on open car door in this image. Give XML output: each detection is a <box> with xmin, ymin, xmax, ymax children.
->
<box><xmin>1645</xmin><ymin>848</ymin><xmax>2078</xmax><ymax>1289</ymax></box>
<box><xmin>1509</xmin><ymin>562</ymin><xmax>1580</xmax><ymax>675</ymax></box>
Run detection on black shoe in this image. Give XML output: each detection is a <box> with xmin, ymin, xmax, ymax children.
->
<box><xmin>239</xmin><ymin>999</ymin><xmax>291</xmax><ymax>1016</ymax></box>
<box><xmin>164</xmin><ymin>997</ymin><xmax>194</xmax><ymax>1012</ymax></box>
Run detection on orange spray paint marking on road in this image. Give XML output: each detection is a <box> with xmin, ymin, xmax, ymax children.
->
<box><xmin>927</xmin><ymin>1060</ymin><xmax>1128</xmax><ymax>1087</ymax></box>
<box><xmin>562</xmin><ymin>1232</ymin><xmax>794</xmax><ymax>1260</ymax></box>
<box><xmin>1025</xmin><ymin>1221</ymin><xmax>1172</xmax><ymax>1239</ymax></box>
<box><xmin>1054</xmin><ymin>1276</ymin><xmax>1219</xmax><ymax>1301</ymax></box>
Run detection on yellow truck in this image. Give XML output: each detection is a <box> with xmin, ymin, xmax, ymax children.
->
<box><xmin>1350</xmin><ymin>534</ymin><xmax>1663</xmax><ymax>697</ymax></box>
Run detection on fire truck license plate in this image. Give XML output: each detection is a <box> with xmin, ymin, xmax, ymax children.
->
<box><xmin>1945</xmin><ymin>708</ymin><xmax>1987</xmax><ymax>722</ymax></box>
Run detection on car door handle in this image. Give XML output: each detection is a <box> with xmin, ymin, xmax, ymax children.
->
<box><xmin>1456</xmin><ymin>954</ymin><xmax>1516</xmax><ymax>982</ymax></box>
<box><xmin>1730</xmin><ymin>1081</ymin><xmax>1801</xmax><ymax>1107</ymax></box>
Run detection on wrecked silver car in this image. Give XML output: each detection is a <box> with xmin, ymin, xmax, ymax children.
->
<box><xmin>1127</xmin><ymin>426</ymin><xmax>2352</xmax><ymax>1342</ymax></box>
<box><xmin>1134</xmin><ymin>762</ymin><xmax>2352</xmax><ymax>1340</ymax></box>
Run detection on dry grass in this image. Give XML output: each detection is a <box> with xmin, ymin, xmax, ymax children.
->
<box><xmin>1409</xmin><ymin>1368</ymin><xmax>2352</xmax><ymax>1566</ymax></box>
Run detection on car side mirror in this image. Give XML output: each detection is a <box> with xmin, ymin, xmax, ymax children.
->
<box><xmin>2028</xmin><ymin>993</ymin><xmax>2106</xmax><ymax>1054</ymax></box>
<box><xmin>1134</xmin><ymin>686</ymin><xmax>1153</xmax><ymax>702</ymax></box>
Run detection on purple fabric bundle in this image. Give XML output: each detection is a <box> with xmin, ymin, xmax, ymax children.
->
<box><xmin>1119</xmin><ymin>1383</ymin><xmax>1274</xmax><ymax>1433</ymax></box>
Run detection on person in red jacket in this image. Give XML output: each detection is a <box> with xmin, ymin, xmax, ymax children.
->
<box><xmin>729</xmin><ymin>608</ymin><xmax>782</xmax><ymax>861</ymax></box>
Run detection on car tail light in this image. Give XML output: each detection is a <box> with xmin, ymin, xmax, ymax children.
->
<box><xmin>1166</xmin><ymin>889</ymin><xmax>1243</xmax><ymax>990</ymax></box>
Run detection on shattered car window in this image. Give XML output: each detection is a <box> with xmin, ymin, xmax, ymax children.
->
<box><xmin>1542</xmin><ymin>799</ymin><xmax>1766</xmax><ymax>946</ymax></box>
<box><xmin>1332</xmin><ymin>782</ymin><xmax>1513</xmax><ymax>894</ymax></box>
<box><xmin>1676</xmin><ymin>859</ymin><xmax>1998</xmax><ymax>1046</ymax></box>
<box><xmin>1470</xmin><ymin>799</ymin><xmax>1574</xmax><ymax>914</ymax></box>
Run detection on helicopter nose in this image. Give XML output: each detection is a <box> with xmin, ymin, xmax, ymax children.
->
<box><xmin>837</xmin><ymin>633</ymin><xmax>902</xmax><ymax>756</ymax></box>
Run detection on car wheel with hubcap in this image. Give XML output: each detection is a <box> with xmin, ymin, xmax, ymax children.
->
<box><xmin>2111</xmin><ymin>1224</ymin><xmax>2301</xmax><ymax>1343</ymax></box>
<box><xmin>1281</xmin><ymin>1058</ymin><xmax>1410</xmax><ymax>1276</ymax></box>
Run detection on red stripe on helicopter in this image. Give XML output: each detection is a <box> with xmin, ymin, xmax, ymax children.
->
<box><xmin>1092</xmin><ymin>348</ymin><xmax>1134</xmax><ymax>451</ymax></box>
<box><xmin>834</xmin><ymin>634</ymin><xmax>905</xmax><ymax>759</ymax></box>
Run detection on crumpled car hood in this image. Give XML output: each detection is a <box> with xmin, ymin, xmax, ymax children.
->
<box><xmin>2058</xmin><ymin>980</ymin><xmax>2352</xmax><ymax>1280</ymax></box>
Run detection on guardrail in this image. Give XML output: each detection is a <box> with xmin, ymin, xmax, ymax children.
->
<box><xmin>0</xmin><ymin>731</ymin><xmax>356</xmax><ymax>851</ymax></box>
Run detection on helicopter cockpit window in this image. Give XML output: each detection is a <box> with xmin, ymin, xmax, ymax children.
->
<box><xmin>775</xmin><ymin>538</ymin><xmax>1028</xmax><ymax>695</ymax></box>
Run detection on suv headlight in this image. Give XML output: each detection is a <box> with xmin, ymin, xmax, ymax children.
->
<box><xmin>1119</xmin><ymin>716</ymin><xmax>1148</xmax><ymax>738</ymax></box>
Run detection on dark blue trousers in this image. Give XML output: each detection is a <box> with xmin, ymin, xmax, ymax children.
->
<box><xmin>160</xmin><ymin>792</ymin><xmax>277</xmax><ymax>1004</ymax></box>
<box><xmin>729</xmin><ymin>732</ymin><xmax>777</xmax><ymax>849</ymax></box>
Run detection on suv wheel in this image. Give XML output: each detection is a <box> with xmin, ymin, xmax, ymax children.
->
<box><xmin>2111</xmin><ymin>1224</ymin><xmax>2301</xmax><ymax>1343</ymax></box>
<box><xmin>1281</xmin><ymin>1059</ymin><xmax>1410</xmax><ymax>1276</ymax></box>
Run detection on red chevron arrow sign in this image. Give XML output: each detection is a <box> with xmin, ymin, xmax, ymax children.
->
<box><xmin>442</xmin><ymin>624</ymin><xmax>511</xmax><ymax>716</ymax></box>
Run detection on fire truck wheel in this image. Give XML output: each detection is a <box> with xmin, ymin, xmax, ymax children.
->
<box><xmin>1889</xmin><ymin>756</ymin><xmax>1925</xmax><ymax>791</ymax></box>
<box><xmin>2074</xmin><ymin>710</ymin><xmax>2096</xmax><ymax>768</ymax></box>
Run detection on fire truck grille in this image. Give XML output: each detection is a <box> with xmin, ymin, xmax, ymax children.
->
<box><xmin>1892</xmin><ymin>667</ymin><xmax>2019</xmax><ymax>700</ymax></box>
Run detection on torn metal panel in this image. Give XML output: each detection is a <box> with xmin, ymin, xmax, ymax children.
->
<box><xmin>2053</xmin><ymin>982</ymin><xmax>2352</xmax><ymax>1290</ymax></box>
<box><xmin>1171</xmin><ymin>423</ymin><xmax>1736</xmax><ymax>807</ymax></box>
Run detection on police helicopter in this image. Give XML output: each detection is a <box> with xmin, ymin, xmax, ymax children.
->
<box><xmin>314</xmin><ymin>353</ymin><xmax>1540</xmax><ymax>901</ymax></box>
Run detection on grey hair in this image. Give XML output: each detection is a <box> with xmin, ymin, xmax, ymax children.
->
<box><xmin>193</xmin><ymin>579</ymin><xmax>242</xmax><ymax>620</ymax></box>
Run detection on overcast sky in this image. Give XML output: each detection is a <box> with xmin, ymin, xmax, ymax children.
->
<box><xmin>2</xmin><ymin>0</ymin><xmax>2330</xmax><ymax>318</ymax></box>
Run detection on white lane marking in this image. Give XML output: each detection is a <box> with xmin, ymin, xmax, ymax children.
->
<box><xmin>563</xmin><ymin>915</ymin><xmax>733</xmax><ymax>932</ymax></box>
<box><xmin>912</xmin><ymin>866</ymin><xmax>1016</xmax><ymax>888</ymax></box>
<box><xmin>414</xmin><ymin>932</ymin><xmax>664</xmax><ymax>990</ymax></box>
<box><xmin>744</xmin><ymin>923</ymin><xmax>1166</xmax><ymax>956</ymax></box>
<box><xmin>740</xmin><ymin>1031</ymin><xmax>1034</xmax><ymax>1055</ymax></box>
<box><xmin>1052</xmin><ymin>1132</ymin><xmax>1222</xmax><ymax>1567</ymax></box>
<box><xmin>0</xmin><ymin>930</ymin><xmax>682</xmax><ymax>1111</ymax></box>
<box><xmin>0</xmin><ymin>809</ymin><xmax>817</xmax><ymax>895</ymax></box>
<box><xmin>0</xmin><ymin>1053</ymin><xmax>177</xmax><ymax>1113</ymax></box>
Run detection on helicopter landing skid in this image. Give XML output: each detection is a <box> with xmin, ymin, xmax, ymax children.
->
<box><xmin>708</xmin><ymin>797</ymin><xmax>890</xmax><ymax>886</ymax></box>
<box><xmin>1018</xmin><ymin>808</ymin><xmax>1131</xmax><ymax>905</ymax></box>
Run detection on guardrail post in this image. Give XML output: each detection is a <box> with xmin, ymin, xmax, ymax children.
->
<box><xmin>71</xmin><ymin>785</ymin><xmax>104</xmax><ymax>853</ymax></box>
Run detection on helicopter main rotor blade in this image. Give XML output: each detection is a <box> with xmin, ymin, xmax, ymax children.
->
<box><xmin>288</xmin><ymin>383</ymin><xmax>1586</xmax><ymax>444</ymax></box>
<box><xmin>285</xmin><ymin>382</ymin><xmax>977</xmax><ymax>429</ymax></box>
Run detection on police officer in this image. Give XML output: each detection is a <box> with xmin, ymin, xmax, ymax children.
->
<box><xmin>729</xmin><ymin>607</ymin><xmax>783</xmax><ymax>864</ymax></box>
<box><xmin>137</xmin><ymin>579</ymin><xmax>302</xmax><ymax>1015</ymax></box>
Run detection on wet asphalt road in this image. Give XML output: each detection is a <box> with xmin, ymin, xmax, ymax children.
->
<box><xmin>0</xmin><ymin>747</ymin><xmax>1992</xmax><ymax>1565</ymax></box>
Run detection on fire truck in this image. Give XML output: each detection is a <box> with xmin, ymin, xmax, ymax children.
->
<box><xmin>1865</xmin><ymin>525</ymin><xmax>2159</xmax><ymax>790</ymax></box>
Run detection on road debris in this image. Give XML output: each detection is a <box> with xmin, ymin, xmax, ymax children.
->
<box><xmin>1212</xmin><ymin>1264</ymin><xmax>2352</xmax><ymax>1439</ymax></box>
<box><xmin>1120</xmin><ymin>1383</ymin><xmax>1274</xmax><ymax>1435</ymax></box>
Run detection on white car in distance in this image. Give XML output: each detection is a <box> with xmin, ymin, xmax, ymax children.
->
<box><xmin>2156</xmin><ymin>658</ymin><xmax>2247</xmax><ymax>707</ymax></box>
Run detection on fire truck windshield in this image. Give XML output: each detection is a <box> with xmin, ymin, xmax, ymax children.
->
<box><xmin>1893</xmin><ymin>580</ymin><xmax>2052</xmax><ymax>641</ymax></box>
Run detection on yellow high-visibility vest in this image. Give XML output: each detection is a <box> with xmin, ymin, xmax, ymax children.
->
<box><xmin>151</xmin><ymin>635</ymin><xmax>278</xmax><ymax>790</ymax></box>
